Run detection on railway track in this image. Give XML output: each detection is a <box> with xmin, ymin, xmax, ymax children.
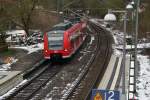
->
<box><xmin>29</xmin><ymin>21</ymin><xmax>112</xmax><ymax>100</ymax></box>
<box><xmin>29</xmin><ymin>31</ymin><xmax>95</xmax><ymax>100</ymax></box>
<box><xmin>5</xmin><ymin>63</ymin><xmax>63</xmax><ymax>100</ymax></box>
<box><xmin>65</xmin><ymin>21</ymin><xmax>113</xmax><ymax>100</ymax></box>
<box><xmin>4</xmin><ymin>20</ymin><xmax>113</xmax><ymax>100</ymax></box>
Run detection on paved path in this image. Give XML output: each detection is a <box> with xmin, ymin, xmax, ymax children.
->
<box><xmin>98</xmin><ymin>53</ymin><xmax>130</xmax><ymax>98</ymax></box>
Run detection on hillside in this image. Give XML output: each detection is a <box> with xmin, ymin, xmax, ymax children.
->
<box><xmin>0</xmin><ymin>0</ymin><xmax>149</xmax><ymax>38</ymax></box>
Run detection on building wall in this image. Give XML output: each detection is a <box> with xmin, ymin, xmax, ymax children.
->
<box><xmin>0</xmin><ymin>35</ymin><xmax>8</xmax><ymax>52</ymax></box>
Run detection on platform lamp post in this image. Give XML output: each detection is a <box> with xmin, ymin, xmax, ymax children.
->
<box><xmin>104</xmin><ymin>4</ymin><xmax>133</xmax><ymax>100</ymax></box>
<box><xmin>126</xmin><ymin>0</ymin><xmax>134</xmax><ymax>55</ymax></box>
<box><xmin>104</xmin><ymin>9</ymin><xmax>127</xmax><ymax>100</ymax></box>
<box><xmin>126</xmin><ymin>2</ymin><xmax>138</xmax><ymax>99</ymax></box>
<box><xmin>125</xmin><ymin>1</ymin><xmax>140</xmax><ymax>99</ymax></box>
<box><xmin>130</xmin><ymin>0</ymin><xmax>140</xmax><ymax>99</ymax></box>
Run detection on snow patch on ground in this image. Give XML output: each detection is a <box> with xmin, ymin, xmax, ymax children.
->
<box><xmin>0</xmin><ymin>79</ymin><xmax>28</xmax><ymax>99</ymax></box>
<box><xmin>112</xmin><ymin>31</ymin><xmax>124</xmax><ymax>45</ymax></box>
<box><xmin>0</xmin><ymin>63</ymin><xmax>11</xmax><ymax>71</ymax></box>
<box><xmin>137</xmin><ymin>55</ymin><xmax>150</xmax><ymax>100</ymax></box>
<box><xmin>0</xmin><ymin>43</ymin><xmax>43</xmax><ymax>71</ymax></box>
<box><xmin>90</xmin><ymin>36</ymin><xmax>95</xmax><ymax>44</ymax></box>
<box><xmin>45</xmin><ymin>98</ymin><xmax>52</xmax><ymax>100</ymax></box>
<box><xmin>0</xmin><ymin>58</ymin><xmax>18</xmax><ymax>71</ymax></box>
<box><xmin>90</xmin><ymin>18</ymin><xmax>150</xmax><ymax>100</ymax></box>
<box><xmin>10</xmin><ymin>43</ymin><xmax>43</xmax><ymax>54</ymax></box>
<box><xmin>116</xmin><ymin>43</ymin><xmax>150</xmax><ymax>50</ymax></box>
<box><xmin>113</xmin><ymin>48</ymin><xmax>122</xmax><ymax>56</ymax></box>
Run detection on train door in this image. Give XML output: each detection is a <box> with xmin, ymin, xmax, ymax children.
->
<box><xmin>70</xmin><ymin>33</ymin><xmax>76</xmax><ymax>51</ymax></box>
<box><xmin>74</xmin><ymin>39</ymin><xmax>77</xmax><ymax>50</ymax></box>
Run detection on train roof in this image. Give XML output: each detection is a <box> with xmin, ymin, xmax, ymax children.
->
<box><xmin>51</xmin><ymin>22</ymin><xmax>72</xmax><ymax>31</ymax></box>
<box><xmin>48</xmin><ymin>30</ymin><xmax>64</xmax><ymax>34</ymax></box>
<box><xmin>54</xmin><ymin>22</ymin><xmax>72</xmax><ymax>27</ymax></box>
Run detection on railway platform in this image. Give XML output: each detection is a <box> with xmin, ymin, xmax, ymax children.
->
<box><xmin>0</xmin><ymin>71</ymin><xmax>22</xmax><ymax>96</ymax></box>
<box><xmin>0</xmin><ymin>49</ymin><xmax>44</xmax><ymax>96</ymax></box>
<box><xmin>98</xmin><ymin>53</ymin><xmax>130</xmax><ymax>99</ymax></box>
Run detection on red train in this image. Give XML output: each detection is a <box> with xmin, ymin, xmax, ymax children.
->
<box><xmin>43</xmin><ymin>20</ymin><xmax>87</xmax><ymax>59</ymax></box>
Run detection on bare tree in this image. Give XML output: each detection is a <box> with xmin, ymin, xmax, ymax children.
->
<box><xmin>6</xmin><ymin>0</ymin><xmax>39</xmax><ymax>36</ymax></box>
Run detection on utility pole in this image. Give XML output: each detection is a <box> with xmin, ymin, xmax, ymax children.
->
<box><xmin>57</xmin><ymin>0</ymin><xmax>64</xmax><ymax>22</ymax></box>
<box><xmin>57</xmin><ymin>0</ymin><xmax>59</xmax><ymax>12</ymax></box>
<box><xmin>134</xmin><ymin>0</ymin><xmax>140</xmax><ymax>95</ymax></box>
<box><xmin>57</xmin><ymin>0</ymin><xmax>64</xmax><ymax>12</ymax></box>
<box><xmin>122</xmin><ymin>12</ymin><xmax>127</xmax><ymax>100</ymax></box>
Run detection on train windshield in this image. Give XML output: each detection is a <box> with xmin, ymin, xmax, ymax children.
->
<box><xmin>52</xmin><ymin>26</ymin><xmax>66</xmax><ymax>30</ymax></box>
<box><xmin>51</xmin><ymin>22</ymin><xmax>72</xmax><ymax>31</ymax></box>
<box><xmin>47</xmin><ymin>31</ymin><xmax>64</xmax><ymax>50</ymax></box>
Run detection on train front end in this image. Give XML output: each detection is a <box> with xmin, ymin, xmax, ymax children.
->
<box><xmin>44</xmin><ymin>30</ymin><xmax>70</xmax><ymax>60</ymax></box>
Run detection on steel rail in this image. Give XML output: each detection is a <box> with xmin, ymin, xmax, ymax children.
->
<box><xmin>65</xmin><ymin>21</ymin><xmax>112</xmax><ymax>100</ymax></box>
<box><xmin>5</xmin><ymin>62</ymin><xmax>63</xmax><ymax>100</ymax></box>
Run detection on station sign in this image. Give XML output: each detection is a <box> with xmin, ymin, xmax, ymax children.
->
<box><xmin>91</xmin><ymin>89</ymin><xmax>120</xmax><ymax>100</ymax></box>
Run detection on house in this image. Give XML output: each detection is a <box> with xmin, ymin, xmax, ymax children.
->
<box><xmin>5</xmin><ymin>30</ymin><xmax>27</xmax><ymax>45</ymax></box>
<box><xmin>0</xmin><ymin>33</ymin><xmax>8</xmax><ymax>52</ymax></box>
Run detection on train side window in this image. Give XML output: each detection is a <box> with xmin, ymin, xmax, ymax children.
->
<box><xmin>65</xmin><ymin>25</ymin><xmax>69</xmax><ymax>30</ymax></box>
<box><xmin>65</xmin><ymin>23</ymin><xmax>72</xmax><ymax>30</ymax></box>
<box><xmin>70</xmin><ymin>32</ymin><xmax>80</xmax><ymax>41</ymax></box>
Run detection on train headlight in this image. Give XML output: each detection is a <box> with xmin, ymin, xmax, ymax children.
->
<box><xmin>64</xmin><ymin>49</ymin><xmax>68</xmax><ymax>52</ymax></box>
<box><xmin>45</xmin><ymin>50</ymin><xmax>48</xmax><ymax>52</ymax></box>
